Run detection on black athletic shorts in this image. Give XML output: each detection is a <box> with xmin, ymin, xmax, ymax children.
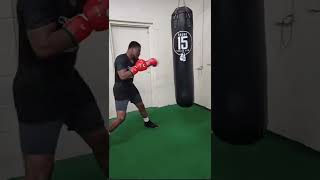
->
<box><xmin>113</xmin><ymin>83</ymin><xmax>143</xmax><ymax>111</ymax></box>
<box><xmin>113</xmin><ymin>83</ymin><xmax>139</xmax><ymax>100</ymax></box>
<box><xmin>13</xmin><ymin>69</ymin><xmax>105</xmax><ymax>154</ymax></box>
<box><xmin>114</xmin><ymin>93</ymin><xmax>142</xmax><ymax>111</ymax></box>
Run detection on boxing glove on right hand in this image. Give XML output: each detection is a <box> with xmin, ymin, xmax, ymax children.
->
<box><xmin>130</xmin><ymin>60</ymin><xmax>148</xmax><ymax>75</ymax></box>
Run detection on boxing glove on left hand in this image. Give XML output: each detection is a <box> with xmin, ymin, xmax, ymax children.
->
<box><xmin>83</xmin><ymin>0</ymin><xmax>109</xmax><ymax>31</ymax></box>
<box><xmin>63</xmin><ymin>15</ymin><xmax>93</xmax><ymax>44</ymax></box>
<box><xmin>130</xmin><ymin>60</ymin><xmax>148</xmax><ymax>75</ymax></box>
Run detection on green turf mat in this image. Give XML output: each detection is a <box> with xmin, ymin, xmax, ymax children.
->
<box><xmin>109</xmin><ymin>104</ymin><xmax>212</xmax><ymax>179</ymax></box>
<box><xmin>9</xmin><ymin>104</ymin><xmax>211</xmax><ymax>180</ymax></box>
<box><xmin>213</xmin><ymin>131</ymin><xmax>320</xmax><ymax>180</ymax></box>
<box><xmin>10</xmin><ymin>103</ymin><xmax>320</xmax><ymax>180</ymax></box>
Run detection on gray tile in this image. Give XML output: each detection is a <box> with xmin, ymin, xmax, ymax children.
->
<box><xmin>76</xmin><ymin>31</ymin><xmax>108</xmax><ymax>79</ymax></box>
<box><xmin>0</xmin><ymin>107</ymin><xmax>18</xmax><ymax>133</ymax></box>
<box><xmin>76</xmin><ymin>31</ymin><xmax>109</xmax><ymax>119</ymax></box>
<box><xmin>0</xmin><ymin>76</ymin><xmax>14</xmax><ymax>107</ymax></box>
<box><xmin>55</xmin><ymin>126</ymin><xmax>92</xmax><ymax>160</ymax></box>
<box><xmin>0</xmin><ymin>0</ymin><xmax>15</xmax><ymax>18</ymax></box>
<box><xmin>0</xmin><ymin>132</ymin><xmax>24</xmax><ymax>179</ymax></box>
<box><xmin>0</xmin><ymin>19</ymin><xmax>17</xmax><ymax>76</ymax></box>
<box><xmin>11</xmin><ymin>0</ymin><xmax>18</xmax><ymax>18</ymax></box>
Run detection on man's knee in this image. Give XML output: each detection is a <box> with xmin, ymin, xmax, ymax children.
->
<box><xmin>117</xmin><ymin>113</ymin><xmax>126</xmax><ymax>123</ymax></box>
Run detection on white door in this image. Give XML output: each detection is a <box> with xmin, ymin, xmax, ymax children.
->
<box><xmin>109</xmin><ymin>25</ymin><xmax>152</xmax><ymax>116</ymax></box>
<box><xmin>203</xmin><ymin>59</ymin><xmax>211</xmax><ymax>109</ymax></box>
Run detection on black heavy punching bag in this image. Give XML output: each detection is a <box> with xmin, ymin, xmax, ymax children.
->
<box><xmin>212</xmin><ymin>0</ymin><xmax>268</xmax><ymax>144</ymax></box>
<box><xmin>171</xmin><ymin>3</ymin><xmax>194</xmax><ymax>107</ymax></box>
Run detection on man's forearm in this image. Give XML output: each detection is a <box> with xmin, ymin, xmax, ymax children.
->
<box><xmin>27</xmin><ymin>15</ymin><xmax>92</xmax><ymax>59</ymax></box>
<box><xmin>29</xmin><ymin>29</ymin><xmax>76</xmax><ymax>59</ymax></box>
<box><xmin>119</xmin><ymin>70</ymin><xmax>134</xmax><ymax>80</ymax></box>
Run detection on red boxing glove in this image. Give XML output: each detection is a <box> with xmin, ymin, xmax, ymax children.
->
<box><xmin>146</xmin><ymin>58</ymin><xmax>158</xmax><ymax>67</ymax></box>
<box><xmin>83</xmin><ymin>0</ymin><xmax>109</xmax><ymax>31</ymax></box>
<box><xmin>130</xmin><ymin>60</ymin><xmax>148</xmax><ymax>75</ymax></box>
<box><xmin>63</xmin><ymin>15</ymin><xmax>93</xmax><ymax>43</ymax></box>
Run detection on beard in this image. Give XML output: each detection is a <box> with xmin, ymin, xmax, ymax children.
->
<box><xmin>133</xmin><ymin>56</ymin><xmax>139</xmax><ymax>63</ymax></box>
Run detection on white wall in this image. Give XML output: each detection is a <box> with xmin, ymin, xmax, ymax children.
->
<box><xmin>195</xmin><ymin>0</ymin><xmax>211</xmax><ymax>109</ymax></box>
<box><xmin>0</xmin><ymin>1</ymin><xmax>24</xmax><ymax>179</ymax></box>
<box><xmin>265</xmin><ymin>0</ymin><xmax>320</xmax><ymax>151</ymax></box>
<box><xmin>109</xmin><ymin>0</ymin><xmax>211</xmax><ymax>118</ymax></box>
<box><xmin>0</xmin><ymin>0</ymin><xmax>108</xmax><ymax>179</ymax></box>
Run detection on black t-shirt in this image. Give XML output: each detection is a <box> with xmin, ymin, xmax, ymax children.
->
<box><xmin>13</xmin><ymin>0</ymin><xmax>91</xmax><ymax>123</ymax></box>
<box><xmin>15</xmin><ymin>0</ymin><xmax>85</xmax><ymax>82</ymax></box>
<box><xmin>114</xmin><ymin>53</ymin><xmax>135</xmax><ymax>84</ymax></box>
<box><xmin>113</xmin><ymin>53</ymin><xmax>138</xmax><ymax>100</ymax></box>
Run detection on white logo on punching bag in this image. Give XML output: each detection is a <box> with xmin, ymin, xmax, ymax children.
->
<box><xmin>173</xmin><ymin>31</ymin><xmax>192</xmax><ymax>62</ymax></box>
<box><xmin>180</xmin><ymin>53</ymin><xmax>186</xmax><ymax>62</ymax></box>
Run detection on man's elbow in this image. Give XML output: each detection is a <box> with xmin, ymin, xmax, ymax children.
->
<box><xmin>119</xmin><ymin>75</ymin><xmax>126</xmax><ymax>80</ymax></box>
<box><xmin>119</xmin><ymin>73</ymin><xmax>131</xmax><ymax>80</ymax></box>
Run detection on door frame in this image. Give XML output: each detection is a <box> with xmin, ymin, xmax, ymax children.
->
<box><xmin>109</xmin><ymin>19</ymin><xmax>155</xmax><ymax>108</ymax></box>
<box><xmin>109</xmin><ymin>19</ymin><xmax>153</xmax><ymax>62</ymax></box>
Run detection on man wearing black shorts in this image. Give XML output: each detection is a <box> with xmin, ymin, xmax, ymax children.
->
<box><xmin>13</xmin><ymin>0</ymin><xmax>108</xmax><ymax>179</ymax></box>
<box><xmin>109</xmin><ymin>41</ymin><xmax>158</xmax><ymax>132</ymax></box>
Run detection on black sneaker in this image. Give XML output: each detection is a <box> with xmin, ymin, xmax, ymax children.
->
<box><xmin>144</xmin><ymin>120</ymin><xmax>159</xmax><ymax>128</ymax></box>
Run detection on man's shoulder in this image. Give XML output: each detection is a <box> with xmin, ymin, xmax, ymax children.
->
<box><xmin>115</xmin><ymin>53</ymin><xmax>128</xmax><ymax>63</ymax></box>
<box><xmin>116</xmin><ymin>53</ymin><xmax>127</xmax><ymax>59</ymax></box>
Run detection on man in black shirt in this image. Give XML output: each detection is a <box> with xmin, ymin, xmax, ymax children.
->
<box><xmin>13</xmin><ymin>0</ymin><xmax>108</xmax><ymax>179</ymax></box>
<box><xmin>109</xmin><ymin>41</ymin><xmax>158</xmax><ymax>133</ymax></box>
